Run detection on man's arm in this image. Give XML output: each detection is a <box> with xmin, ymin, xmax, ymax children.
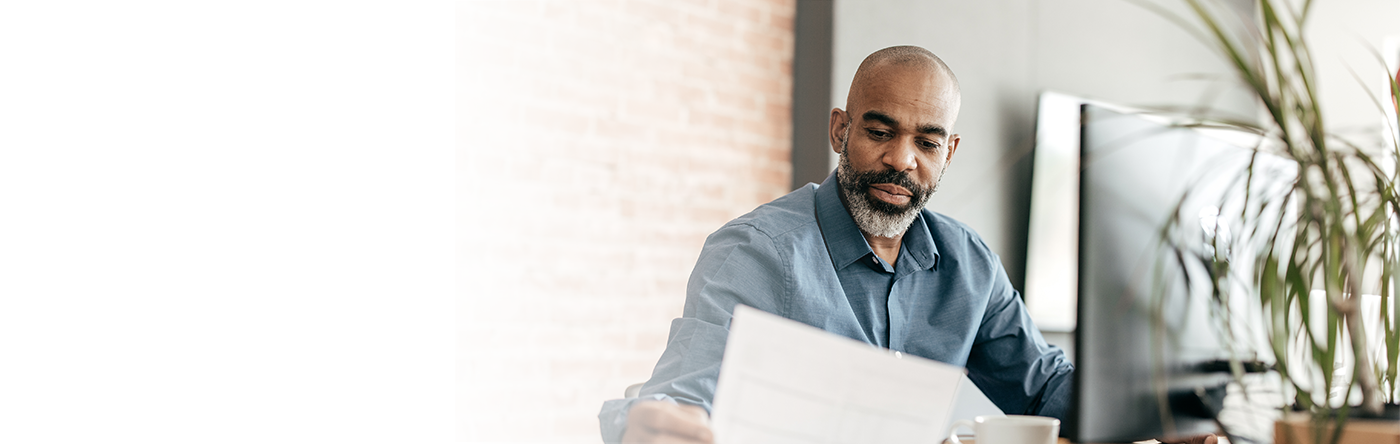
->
<box><xmin>598</xmin><ymin>222</ymin><xmax>789</xmax><ymax>443</ymax></box>
<box><xmin>618</xmin><ymin>400</ymin><xmax>713</xmax><ymax>443</ymax></box>
<box><xmin>965</xmin><ymin>254</ymin><xmax>1074</xmax><ymax>421</ymax></box>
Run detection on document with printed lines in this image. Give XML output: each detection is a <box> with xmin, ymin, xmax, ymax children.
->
<box><xmin>711</xmin><ymin>305</ymin><xmax>996</xmax><ymax>443</ymax></box>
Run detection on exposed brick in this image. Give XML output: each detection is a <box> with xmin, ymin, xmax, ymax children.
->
<box><xmin>625</xmin><ymin>0</ymin><xmax>684</xmax><ymax>26</ymax></box>
<box><xmin>716</xmin><ymin>0</ymin><xmax>764</xmax><ymax>26</ymax></box>
<box><xmin>552</xmin><ymin>415</ymin><xmax>604</xmax><ymax>440</ymax></box>
<box><xmin>462</xmin><ymin>0</ymin><xmax>794</xmax><ymax>441</ymax></box>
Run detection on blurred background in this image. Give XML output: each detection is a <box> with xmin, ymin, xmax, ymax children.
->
<box><xmin>458</xmin><ymin>0</ymin><xmax>1400</xmax><ymax>442</ymax></box>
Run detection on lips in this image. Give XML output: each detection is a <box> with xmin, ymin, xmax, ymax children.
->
<box><xmin>868</xmin><ymin>183</ymin><xmax>912</xmax><ymax>205</ymax></box>
<box><xmin>837</xmin><ymin>161</ymin><xmax>931</xmax><ymax>215</ymax></box>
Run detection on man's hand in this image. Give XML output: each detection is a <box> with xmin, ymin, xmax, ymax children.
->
<box><xmin>621</xmin><ymin>400</ymin><xmax>714</xmax><ymax>443</ymax></box>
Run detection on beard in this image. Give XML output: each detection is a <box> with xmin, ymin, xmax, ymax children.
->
<box><xmin>835</xmin><ymin>132</ymin><xmax>942</xmax><ymax>238</ymax></box>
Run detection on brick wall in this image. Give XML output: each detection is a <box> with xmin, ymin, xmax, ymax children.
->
<box><xmin>459</xmin><ymin>0</ymin><xmax>794</xmax><ymax>441</ymax></box>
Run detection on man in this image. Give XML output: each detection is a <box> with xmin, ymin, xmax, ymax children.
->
<box><xmin>599</xmin><ymin>45</ymin><xmax>1073</xmax><ymax>444</ymax></box>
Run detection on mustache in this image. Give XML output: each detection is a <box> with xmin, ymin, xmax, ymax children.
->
<box><xmin>846</xmin><ymin>168</ymin><xmax>928</xmax><ymax>196</ymax></box>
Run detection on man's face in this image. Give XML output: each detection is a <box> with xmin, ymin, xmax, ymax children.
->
<box><xmin>830</xmin><ymin>64</ymin><xmax>961</xmax><ymax>237</ymax></box>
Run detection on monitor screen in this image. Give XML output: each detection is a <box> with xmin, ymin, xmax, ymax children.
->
<box><xmin>1069</xmin><ymin>103</ymin><xmax>1275</xmax><ymax>442</ymax></box>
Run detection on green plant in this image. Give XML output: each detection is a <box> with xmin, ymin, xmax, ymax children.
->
<box><xmin>1139</xmin><ymin>0</ymin><xmax>1400</xmax><ymax>442</ymax></box>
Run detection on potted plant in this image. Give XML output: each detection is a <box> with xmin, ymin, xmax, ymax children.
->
<box><xmin>1146</xmin><ymin>0</ymin><xmax>1400</xmax><ymax>442</ymax></box>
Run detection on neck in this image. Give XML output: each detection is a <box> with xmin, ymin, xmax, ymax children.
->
<box><xmin>863</xmin><ymin>231</ymin><xmax>903</xmax><ymax>266</ymax></box>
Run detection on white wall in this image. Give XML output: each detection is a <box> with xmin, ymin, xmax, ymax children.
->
<box><xmin>1308</xmin><ymin>1</ymin><xmax>1400</xmax><ymax>142</ymax></box>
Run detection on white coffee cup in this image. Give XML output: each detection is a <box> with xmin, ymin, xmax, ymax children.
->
<box><xmin>947</xmin><ymin>415</ymin><xmax>1060</xmax><ymax>444</ymax></box>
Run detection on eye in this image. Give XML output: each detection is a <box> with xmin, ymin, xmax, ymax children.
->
<box><xmin>865</xmin><ymin>128</ymin><xmax>893</xmax><ymax>141</ymax></box>
<box><xmin>917</xmin><ymin>139</ymin><xmax>941</xmax><ymax>151</ymax></box>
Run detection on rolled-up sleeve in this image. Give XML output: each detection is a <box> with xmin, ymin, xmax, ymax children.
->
<box><xmin>597</xmin><ymin>222</ymin><xmax>788</xmax><ymax>443</ymax></box>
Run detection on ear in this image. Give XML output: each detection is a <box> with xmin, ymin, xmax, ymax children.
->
<box><xmin>829</xmin><ymin>108</ymin><xmax>849</xmax><ymax>154</ymax></box>
<box><xmin>944</xmin><ymin>134</ymin><xmax>961</xmax><ymax>164</ymax></box>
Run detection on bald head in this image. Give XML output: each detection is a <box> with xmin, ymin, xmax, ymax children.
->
<box><xmin>845</xmin><ymin>46</ymin><xmax>961</xmax><ymax>122</ymax></box>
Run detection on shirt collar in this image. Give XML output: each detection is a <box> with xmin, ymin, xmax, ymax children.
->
<box><xmin>901</xmin><ymin>205</ymin><xmax>939</xmax><ymax>271</ymax></box>
<box><xmin>814</xmin><ymin>172</ymin><xmax>940</xmax><ymax>271</ymax></box>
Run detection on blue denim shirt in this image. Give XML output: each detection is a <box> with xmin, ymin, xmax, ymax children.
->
<box><xmin>598</xmin><ymin>172</ymin><xmax>1073</xmax><ymax>443</ymax></box>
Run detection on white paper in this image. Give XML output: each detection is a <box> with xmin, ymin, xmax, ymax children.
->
<box><xmin>947</xmin><ymin>374</ymin><xmax>1005</xmax><ymax>432</ymax></box>
<box><xmin>710</xmin><ymin>305</ymin><xmax>975</xmax><ymax>443</ymax></box>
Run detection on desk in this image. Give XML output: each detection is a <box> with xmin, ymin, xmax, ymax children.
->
<box><xmin>1274</xmin><ymin>412</ymin><xmax>1400</xmax><ymax>443</ymax></box>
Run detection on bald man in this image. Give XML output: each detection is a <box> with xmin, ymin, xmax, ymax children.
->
<box><xmin>598</xmin><ymin>46</ymin><xmax>1073</xmax><ymax>443</ymax></box>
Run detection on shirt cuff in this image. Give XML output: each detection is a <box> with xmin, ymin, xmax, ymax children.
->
<box><xmin>598</xmin><ymin>393</ymin><xmax>673</xmax><ymax>443</ymax></box>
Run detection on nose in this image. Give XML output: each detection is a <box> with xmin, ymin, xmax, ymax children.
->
<box><xmin>882</xmin><ymin>137</ymin><xmax>918</xmax><ymax>172</ymax></box>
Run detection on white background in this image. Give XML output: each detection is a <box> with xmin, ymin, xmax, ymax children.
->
<box><xmin>0</xmin><ymin>1</ymin><xmax>454</xmax><ymax>443</ymax></box>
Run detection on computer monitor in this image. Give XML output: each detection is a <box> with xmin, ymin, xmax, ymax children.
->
<box><xmin>1066</xmin><ymin>103</ymin><xmax>1273</xmax><ymax>442</ymax></box>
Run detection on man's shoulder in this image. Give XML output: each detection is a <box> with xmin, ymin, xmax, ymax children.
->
<box><xmin>918</xmin><ymin>209</ymin><xmax>996</xmax><ymax>255</ymax></box>
<box><xmin>718</xmin><ymin>184</ymin><xmax>820</xmax><ymax>240</ymax></box>
<box><xmin>920</xmin><ymin>209</ymin><xmax>976</xmax><ymax>237</ymax></box>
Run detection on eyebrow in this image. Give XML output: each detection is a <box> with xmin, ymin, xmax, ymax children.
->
<box><xmin>861</xmin><ymin>110</ymin><xmax>947</xmax><ymax>136</ymax></box>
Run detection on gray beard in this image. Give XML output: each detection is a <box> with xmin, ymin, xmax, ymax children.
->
<box><xmin>835</xmin><ymin>134</ymin><xmax>941</xmax><ymax>238</ymax></box>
